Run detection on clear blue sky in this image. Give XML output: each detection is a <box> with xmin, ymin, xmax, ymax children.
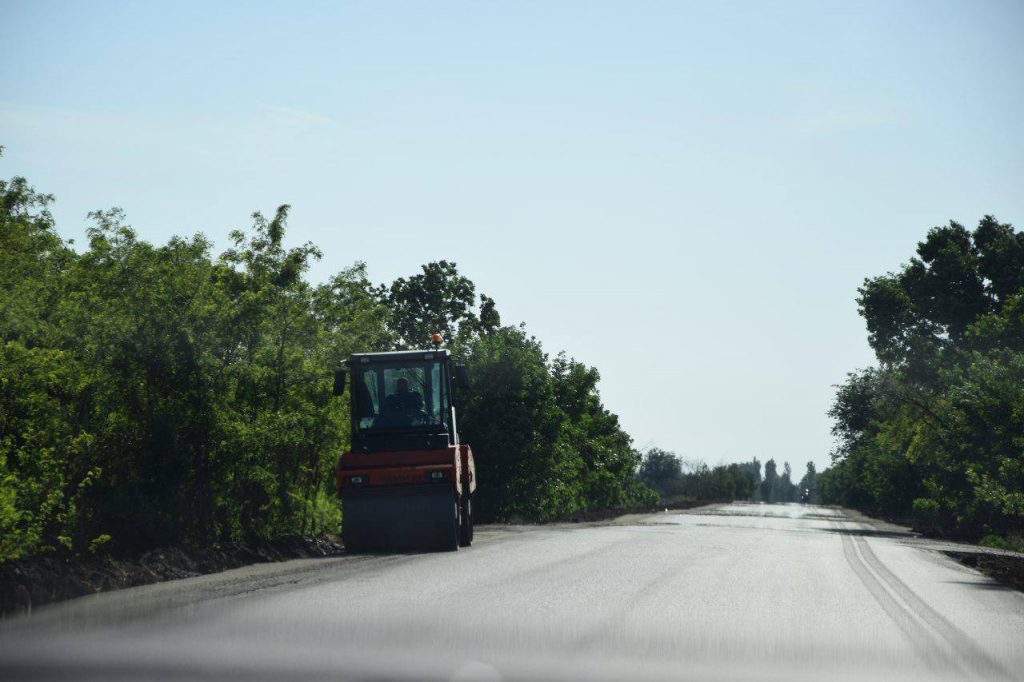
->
<box><xmin>2</xmin><ymin>0</ymin><xmax>1022</xmax><ymax>473</ymax></box>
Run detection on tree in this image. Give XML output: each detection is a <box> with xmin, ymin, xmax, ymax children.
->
<box><xmin>761</xmin><ymin>459</ymin><xmax>778</xmax><ymax>503</ymax></box>
<box><xmin>387</xmin><ymin>261</ymin><xmax>479</xmax><ymax>348</ymax></box>
<box><xmin>549</xmin><ymin>354</ymin><xmax>649</xmax><ymax>510</ymax></box>
<box><xmin>858</xmin><ymin>216</ymin><xmax>1024</xmax><ymax>368</ymax></box>
<box><xmin>0</xmin><ymin>179</ymin><xmax>393</xmax><ymax>558</ymax></box>
<box><xmin>775</xmin><ymin>462</ymin><xmax>796</xmax><ymax>503</ymax></box>
<box><xmin>737</xmin><ymin>458</ymin><xmax>762</xmax><ymax>487</ymax></box>
<box><xmin>798</xmin><ymin>462</ymin><xmax>817</xmax><ymax>502</ymax></box>
<box><xmin>825</xmin><ymin>215</ymin><xmax>1024</xmax><ymax>543</ymax></box>
<box><xmin>1</xmin><ymin>163</ymin><xmax>90</xmax><ymax>559</ymax></box>
<box><xmin>458</xmin><ymin>326</ymin><xmax>574</xmax><ymax>520</ymax></box>
<box><xmin>639</xmin><ymin>448</ymin><xmax>684</xmax><ymax>499</ymax></box>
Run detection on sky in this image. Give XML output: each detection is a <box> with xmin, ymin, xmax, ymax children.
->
<box><xmin>2</xmin><ymin>0</ymin><xmax>1023</xmax><ymax>473</ymax></box>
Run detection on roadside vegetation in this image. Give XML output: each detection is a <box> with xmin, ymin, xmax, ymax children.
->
<box><xmin>0</xmin><ymin>157</ymin><xmax>654</xmax><ymax>563</ymax></box>
<box><xmin>819</xmin><ymin>216</ymin><xmax>1024</xmax><ymax>551</ymax></box>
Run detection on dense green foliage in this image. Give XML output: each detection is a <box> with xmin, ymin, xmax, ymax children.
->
<box><xmin>820</xmin><ymin>216</ymin><xmax>1024</xmax><ymax>544</ymax></box>
<box><xmin>0</xmin><ymin>164</ymin><xmax>653</xmax><ymax>561</ymax></box>
<box><xmin>638</xmin><ymin>448</ymin><xmax>761</xmax><ymax>503</ymax></box>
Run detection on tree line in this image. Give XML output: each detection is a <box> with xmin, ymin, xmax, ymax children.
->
<box><xmin>637</xmin><ymin>448</ymin><xmax>818</xmax><ymax>505</ymax></box>
<box><xmin>0</xmin><ymin>160</ymin><xmax>654</xmax><ymax>562</ymax></box>
<box><xmin>819</xmin><ymin>216</ymin><xmax>1024</xmax><ymax>548</ymax></box>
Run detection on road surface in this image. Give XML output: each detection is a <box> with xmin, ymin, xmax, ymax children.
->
<box><xmin>1</xmin><ymin>503</ymin><xmax>1022</xmax><ymax>681</ymax></box>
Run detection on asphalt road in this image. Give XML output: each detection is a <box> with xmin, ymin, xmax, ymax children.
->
<box><xmin>1</xmin><ymin>503</ymin><xmax>1023</xmax><ymax>681</ymax></box>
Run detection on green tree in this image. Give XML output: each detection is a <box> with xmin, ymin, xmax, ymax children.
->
<box><xmin>0</xmin><ymin>178</ymin><xmax>393</xmax><ymax>558</ymax></box>
<box><xmin>549</xmin><ymin>354</ymin><xmax>649</xmax><ymax>510</ymax></box>
<box><xmin>459</xmin><ymin>326</ymin><xmax>574</xmax><ymax>520</ymax></box>
<box><xmin>824</xmin><ymin>215</ymin><xmax>1024</xmax><ymax>542</ymax></box>
<box><xmin>387</xmin><ymin>261</ymin><xmax>479</xmax><ymax>349</ymax></box>
<box><xmin>639</xmin><ymin>448</ymin><xmax>684</xmax><ymax>499</ymax></box>
<box><xmin>1</xmin><ymin>160</ymin><xmax>85</xmax><ymax>559</ymax></box>
<box><xmin>774</xmin><ymin>462</ymin><xmax>796</xmax><ymax>503</ymax></box>
<box><xmin>798</xmin><ymin>462</ymin><xmax>817</xmax><ymax>501</ymax></box>
<box><xmin>761</xmin><ymin>459</ymin><xmax>778</xmax><ymax>503</ymax></box>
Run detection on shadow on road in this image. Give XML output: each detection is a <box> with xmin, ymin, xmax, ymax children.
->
<box><xmin>943</xmin><ymin>579</ymin><xmax>1016</xmax><ymax>592</ymax></box>
<box><xmin>824</xmin><ymin>528</ymin><xmax>918</xmax><ymax>540</ymax></box>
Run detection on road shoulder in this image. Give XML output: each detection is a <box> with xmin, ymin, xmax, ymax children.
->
<box><xmin>838</xmin><ymin>506</ymin><xmax>1024</xmax><ymax>593</ymax></box>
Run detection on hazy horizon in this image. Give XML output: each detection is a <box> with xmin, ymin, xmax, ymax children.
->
<box><xmin>3</xmin><ymin>0</ymin><xmax>1023</xmax><ymax>472</ymax></box>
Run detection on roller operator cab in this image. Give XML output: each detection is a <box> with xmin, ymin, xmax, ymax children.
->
<box><xmin>333</xmin><ymin>348</ymin><xmax>475</xmax><ymax>552</ymax></box>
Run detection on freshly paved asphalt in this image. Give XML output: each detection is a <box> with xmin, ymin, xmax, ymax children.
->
<box><xmin>1</xmin><ymin>503</ymin><xmax>1022</xmax><ymax>681</ymax></box>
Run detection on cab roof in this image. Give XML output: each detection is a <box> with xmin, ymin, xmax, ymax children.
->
<box><xmin>346</xmin><ymin>349</ymin><xmax>450</xmax><ymax>364</ymax></box>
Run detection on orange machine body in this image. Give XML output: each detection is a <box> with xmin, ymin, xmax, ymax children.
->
<box><xmin>337</xmin><ymin>445</ymin><xmax>476</xmax><ymax>498</ymax></box>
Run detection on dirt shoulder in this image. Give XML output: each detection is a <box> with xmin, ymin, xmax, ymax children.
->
<box><xmin>0</xmin><ymin>535</ymin><xmax>343</xmax><ymax>618</ymax></box>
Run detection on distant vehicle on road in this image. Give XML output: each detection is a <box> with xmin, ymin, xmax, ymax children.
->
<box><xmin>332</xmin><ymin>336</ymin><xmax>475</xmax><ymax>552</ymax></box>
<box><xmin>800</xmin><ymin>488</ymin><xmax>811</xmax><ymax>504</ymax></box>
